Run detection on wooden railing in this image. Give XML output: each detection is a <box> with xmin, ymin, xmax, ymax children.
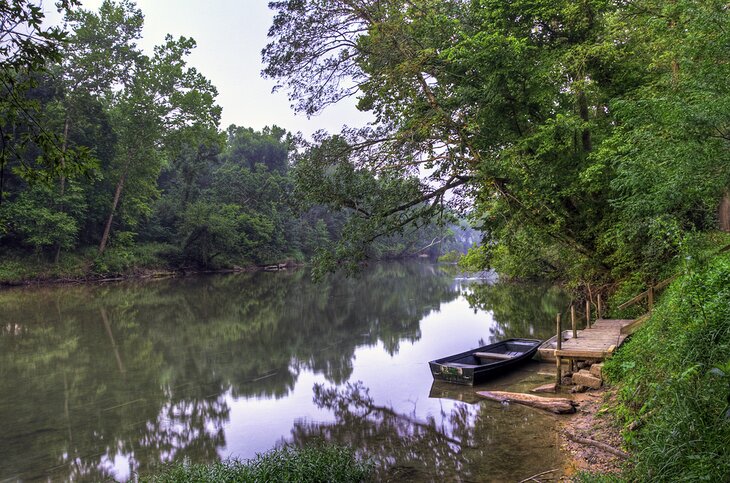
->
<box><xmin>616</xmin><ymin>276</ymin><xmax>675</xmax><ymax>312</ymax></box>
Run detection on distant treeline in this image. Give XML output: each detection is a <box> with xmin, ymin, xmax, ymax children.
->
<box><xmin>0</xmin><ymin>1</ymin><xmax>475</xmax><ymax>276</ymax></box>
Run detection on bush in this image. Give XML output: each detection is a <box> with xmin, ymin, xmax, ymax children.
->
<box><xmin>141</xmin><ymin>444</ymin><xmax>372</xmax><ymax>482</ymax></box>
<box><xmin>437</xmin><ymin>250</ymin><xmax>461</xmax><ymax>263</ymax></box>
<box><xmin>604</xmin><ymin>252</ymin><xmax>730</xmax><ymax>481</ymax></box>
<box><xmin>93</xmin><ymin>243</ymin><xmax>173</xmax><ymax>275</ymax></box>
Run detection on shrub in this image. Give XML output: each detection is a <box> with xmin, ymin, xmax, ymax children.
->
<box><xmin>605</xmin><ymin>252</ymin><xmax>730</xmax><ymax>481</ymax></box>
<box><xmin>437</xmin><ymin>250</ymin><xmax>461</xmax><ymax>263</ymax></box>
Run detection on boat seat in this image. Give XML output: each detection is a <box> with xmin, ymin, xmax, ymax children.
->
<box><xmin>474</xmin><ymin>351</ymin><xmax>513</xmax><ymax>360</ymax></box>
<box><xmin>444</xmin><ymin>362</ymin><xmax>476</xmax><ymax>368</ymax></box>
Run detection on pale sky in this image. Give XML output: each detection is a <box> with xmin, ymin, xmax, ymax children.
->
<box><xmin>45</xmin><ymin>0</ymin><xmax>372</xmax><ymax>138</ymax></box>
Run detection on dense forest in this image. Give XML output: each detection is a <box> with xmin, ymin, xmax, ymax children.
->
<box><xmin>4</xmin><ymin>0</ymin><xmax>727</xmax><ymax>288</ymax></box>
<box><xmin>0</xmin><ymin>0</ymin><xmax>475</xmax><ymax>282</ymax></box>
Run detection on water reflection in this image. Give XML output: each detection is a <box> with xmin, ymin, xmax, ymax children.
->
<box><xmin>290</xmin><ymin>380</ymin><xmax>563</xmax><ymax>482</ymax></box>
<box><xmin>0</xmin><ymin>262</ymin><xmax>568</xmax><ymax>481</ymax></box>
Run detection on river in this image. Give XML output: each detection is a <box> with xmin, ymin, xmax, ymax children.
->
<box><xmin>0</xmin><ymin>261</ymin><xmax>570</xmax><ymax>481</ymax></box>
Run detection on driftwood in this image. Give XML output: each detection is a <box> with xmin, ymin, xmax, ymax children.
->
<box><xmin>565</xmin><ymin>432</ymin><xmax>629</xmax><ymax>459</ymax></box>
<box><xmin>531</xmin><ymin>383</ymin><xmax>557</xmax><ymax>393</ymax></box>
<box><xmin>476</xmin><ymin>391</ymin><xmax>577</xmax><ymax>414</ymax></box>
<box><xmin>518</xmin><ymin>468</ymin><xmax>559</xmax><ymax>483</ymax></box>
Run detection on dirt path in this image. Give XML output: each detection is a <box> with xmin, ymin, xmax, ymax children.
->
<box><xmin>558</xmin><ymin>388</ymin><xmax>628</xmax><ymax>479</ymax></box>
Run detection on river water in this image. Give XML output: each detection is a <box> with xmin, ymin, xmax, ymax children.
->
<box><xmin>0</xmin><ymin>262</ymin><xmax>570</xmax><ymax>481</ymax></box>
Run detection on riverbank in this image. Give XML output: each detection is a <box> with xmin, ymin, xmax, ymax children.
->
<box><xmin>0</xmin><ymin>245</ymin><xmax>302</xmax><ymax>287</ymax></box>
<box><xmin>556</xmin><ymin>248</ymin><xmax>730</xmax><ymax>482</ymax></box>
<box><xmin>559</xmin><ymin>388</ymin><xmax>627</xmax><ymax>480</ymax></box>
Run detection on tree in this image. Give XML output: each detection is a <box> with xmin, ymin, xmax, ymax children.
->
<box><xmin>97</xmin><ymin>33</ymin><xmax>221</xmax><ymax>255</ymax></box>
<box><xmin>0</xmin><ymin>0</ymin><xmax>93</xmax><ymax>204</ymax></box>
<box><xmin>265</xmin><ymin>0</ymin><xmax>622</xmax><ymax>279</ymax></box>
<box><xmin>593</xmin><ymin>0</ymin><xmax>730</xmax><ymax>276</ymax></box>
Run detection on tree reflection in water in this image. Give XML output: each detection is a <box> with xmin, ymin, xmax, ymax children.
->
<box><xmin>0</xmin><ymin>261</ymin><xmax>462</xmax><ymax>480</ymax></box>
<box><xmin>465</xmin><ymin>282</ymin><xmax>571</xmax><ymax>342</ymax></box>
<box><xmin>288</xmin><ymin>381</ymin><xmax>564</xmax><ymax>482</ymax></box>
<box><xmin>0</xmin><ymin>263</ymin><xmax>567</xmax><ymax>480</ymax></box>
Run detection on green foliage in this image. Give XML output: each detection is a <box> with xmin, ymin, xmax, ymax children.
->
<box><xmin>572</xmin><ymin>471</ymin><xmax>623</xmax><ymax>483</ymax></box>
<box><xmin>0</xmin><ymin>183</ymin><xmax>83</xmax><ymax>253</ymax></box>
<box><xmin>0</xmin><ymin>249</ymin><xmax>88</xmax><ymax>283</ymax></box>
<box><xmin>458</xmin><ymin>244</ymin><xmax>489</xmax><ymax>272</ymax></box>
<box><xmin>142</xmin><ymin>445</ymin><xmax>372</xmax><ymax>483</ymax></box>
<box><xmin>264</xmin><ymin>0</ymin><xmax>730</xmax><ymax>287</ymax></box>
<box><xmin>0</xmin><ymin>1</ymin><xmax>95</xmax><ymax>187</ymax></box>
<box><xmin>91</xmin><ymin>242</ymin><xmax>172</xmax><ymax>275</ymax></box>
<box><xmin>604</xmin><ymin>252</ymin><xmax>730</xmax><ymax>481</ymax></box>
<box><xmin>437</xmin><ymin>250</ymin><xmax>460</xmax><ymax>263</ymax></box>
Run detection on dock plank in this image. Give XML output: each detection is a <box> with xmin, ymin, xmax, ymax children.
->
<box><xmin>552</xmin><ymin>318</ymin><xmax>633</xmax><ymax>361</ymax></box>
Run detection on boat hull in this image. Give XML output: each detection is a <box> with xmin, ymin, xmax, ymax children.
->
<box><xmin>429</xmin><ymin>338</ymin><xmax>542</xmax><ymax>386</ymax></box>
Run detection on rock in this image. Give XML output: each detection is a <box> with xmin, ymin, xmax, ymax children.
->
<box><xmin>590</xmin><ymin>363</ymin><xmax>604</xmax><ymax>379</ymax></box>
<box><xmin>570</xmin><ymin>385</ymin><xmax>588</xmax><ymax>393</ymax></box>
<box><xmin>573</xmin><ymin>369</ymin><xmax>602</xmax><ymax>389</ymax></box>
<box><xmin>531</xmin><ymin>383</ymin><xmax>557</xmax><ymax>393</ymax></box>
<box><xmin>577</xmin><ymin>361</ymin><xmax>590</xmax><ymax>369</ymax></box>
<box><xmin>562</xmin><ymin>376</ymin><xmax>574</xmax><ymax>386</ymax></box>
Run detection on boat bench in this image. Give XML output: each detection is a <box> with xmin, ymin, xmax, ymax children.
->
<box><xmin>474</xmin><ymin>351</ymin><xmax>514</xmax><ymax>360</ymax></box>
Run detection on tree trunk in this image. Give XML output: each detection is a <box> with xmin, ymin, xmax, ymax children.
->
<box><xmin>54</xmin><ymin>116</ymin><xmax>71</xmax><ymax>264</ymax></box>
<box><xmin>577</xmin><ymin>90</ymin><xmax>592</xmax><ymax>152</ymax></box>
<box><xmin>720</xmin><ymin>190</ymin><xmax>730</xmax><ymax>232</ymax></box>
<box><xmin>98</xmin><ymin>169</ymin><xmax>127</xmax><ymax>255</ymax></box>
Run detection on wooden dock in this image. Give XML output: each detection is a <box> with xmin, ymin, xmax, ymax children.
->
<box><xmin>555</xmin><ymin>318</ymin><xmax>634</xmax><ymax>360</ymax></box>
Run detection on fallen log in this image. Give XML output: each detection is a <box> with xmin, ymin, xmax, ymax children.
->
<box><xmin>476</xmin><ymin>390</ymin><xmax>577</xmax><ymax>414</ymax></box>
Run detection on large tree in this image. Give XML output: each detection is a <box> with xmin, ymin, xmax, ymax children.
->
<box><xmin>264</xmin><ymin>0</ymin><xmax>619</xmax><ymax>278</ymax></box>
<box><xmin>264</xmin><ymin>0</ymin><xmax>730</xmax><ymax>283</ymax></box>
<box><xmin>97</xmin><ymin>33</ymin><xmax>221</xmax><ymax>254</ymax></box>
<box><xmin>0</xmin><ymin>0</ymin><xmax>93</xmax><ymax>204</ymax></box>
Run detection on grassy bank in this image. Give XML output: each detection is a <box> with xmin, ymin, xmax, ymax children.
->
<box><xmin>141</xmin><ymin>445</ymin><xmax>372</xmax><ymax>482</ymax></box>
<box><xmin>603</xmin><ymin>251</ymin><xmax>730</xmax><ymax>481</ymax></box>
<box><xmin>0</xmin><ymin>243</ymin><xmax>294</xmax><ymax>285</ymax></box>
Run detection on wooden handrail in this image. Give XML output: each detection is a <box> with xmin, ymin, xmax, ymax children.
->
<box><xmin>617</xmin><ymin>276</ymin><xmax>675</xmax><ymax>311</ymax></box>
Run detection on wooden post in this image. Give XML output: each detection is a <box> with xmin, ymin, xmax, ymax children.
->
<box><xmin>571</xmin><ymin>304</ymin><xmax>577</xmax><ymax>339</ymax></box>
<box><xmin>597</xmin><ymin>293</ymin><xmax>602</xmax><ymax>320</ymax></box>
<box><xmin>556</xmin><ymin>313</ymin><xmax>562</xmax><ymax>385</ymax></box>
<box><xmin>586</xmin><ymin>299</ymin><xmax>591</xmax><ymax>329</ymax></box>
<box><xmin>648</xmin><ymin>286</ymin><xmax>654</xmax><ymax>312</ymax></box>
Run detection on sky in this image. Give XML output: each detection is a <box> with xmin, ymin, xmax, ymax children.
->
<box><xmin>45</xmin><ymin>0</ymin><xmax>372</xmax><ymax>138</ymax></box>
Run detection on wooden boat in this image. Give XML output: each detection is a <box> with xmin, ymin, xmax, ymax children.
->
<box><xmin>429</xmin><ymin>338</ymin><xmax>542</xmax><ymax>385</ymax></box>
<box><xmin>535</xmin><ymin>330</ymin><xmax>574</xmax><ymax>362</ymax></box>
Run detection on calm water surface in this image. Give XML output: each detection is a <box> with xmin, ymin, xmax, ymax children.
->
<box><xmin>0</xmin><ymin>262</ymin><xmax>570</xmax><ymax>481</ymax></box>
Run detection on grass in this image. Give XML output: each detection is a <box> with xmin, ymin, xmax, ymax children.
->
<box><xmin>140</xmin><ymin>445</ymin><xmax>372</xmax><ymax>483</ymax></box>
<box><xmin>0</xmin><ymin>243</ymin><xmax>176</xmax><ymax>284</ymax></box>
<box><xmin>571</xmin><ymin>471</ymin><xmax>624</xmax><ymax>483</ymax></box>
<box><xmin>0</xmin><ymin>249</ymin><xmax>88</xmax><ymax>283</ymax></box>
<box><xmin>603</xmin><ymin>249</ymin><xmax>730</xmax><ymax>481</ymax></box>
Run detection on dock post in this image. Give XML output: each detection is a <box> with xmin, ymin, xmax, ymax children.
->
<box><xmin>556</xmin><ymin>313</ymin><xmax>562</xmax><ymax>385</ymax></box>
<box><xmin>597</xmin><ymin>293</ymin><xmax>602</xmax><ymax>320</ymax></box>
<box><xmin>586</xmin><ymin>299</ymin><xmax>591</xmax><ymax>329</ymax></box>
<box><xmin>648</xmin><ymin>286</ymin><xmax>654</xmax><ymax>313</ymax></box>
<box><xmin>571</xmin><ymin>304</ymin><xmax>577</xmax><ymax>339</ymax></box>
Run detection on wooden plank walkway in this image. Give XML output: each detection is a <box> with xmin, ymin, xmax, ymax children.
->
<box><xmin>555</xmin><ymin>318</ymin><xmax>634</xmax><ymax>360</ymax></box>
